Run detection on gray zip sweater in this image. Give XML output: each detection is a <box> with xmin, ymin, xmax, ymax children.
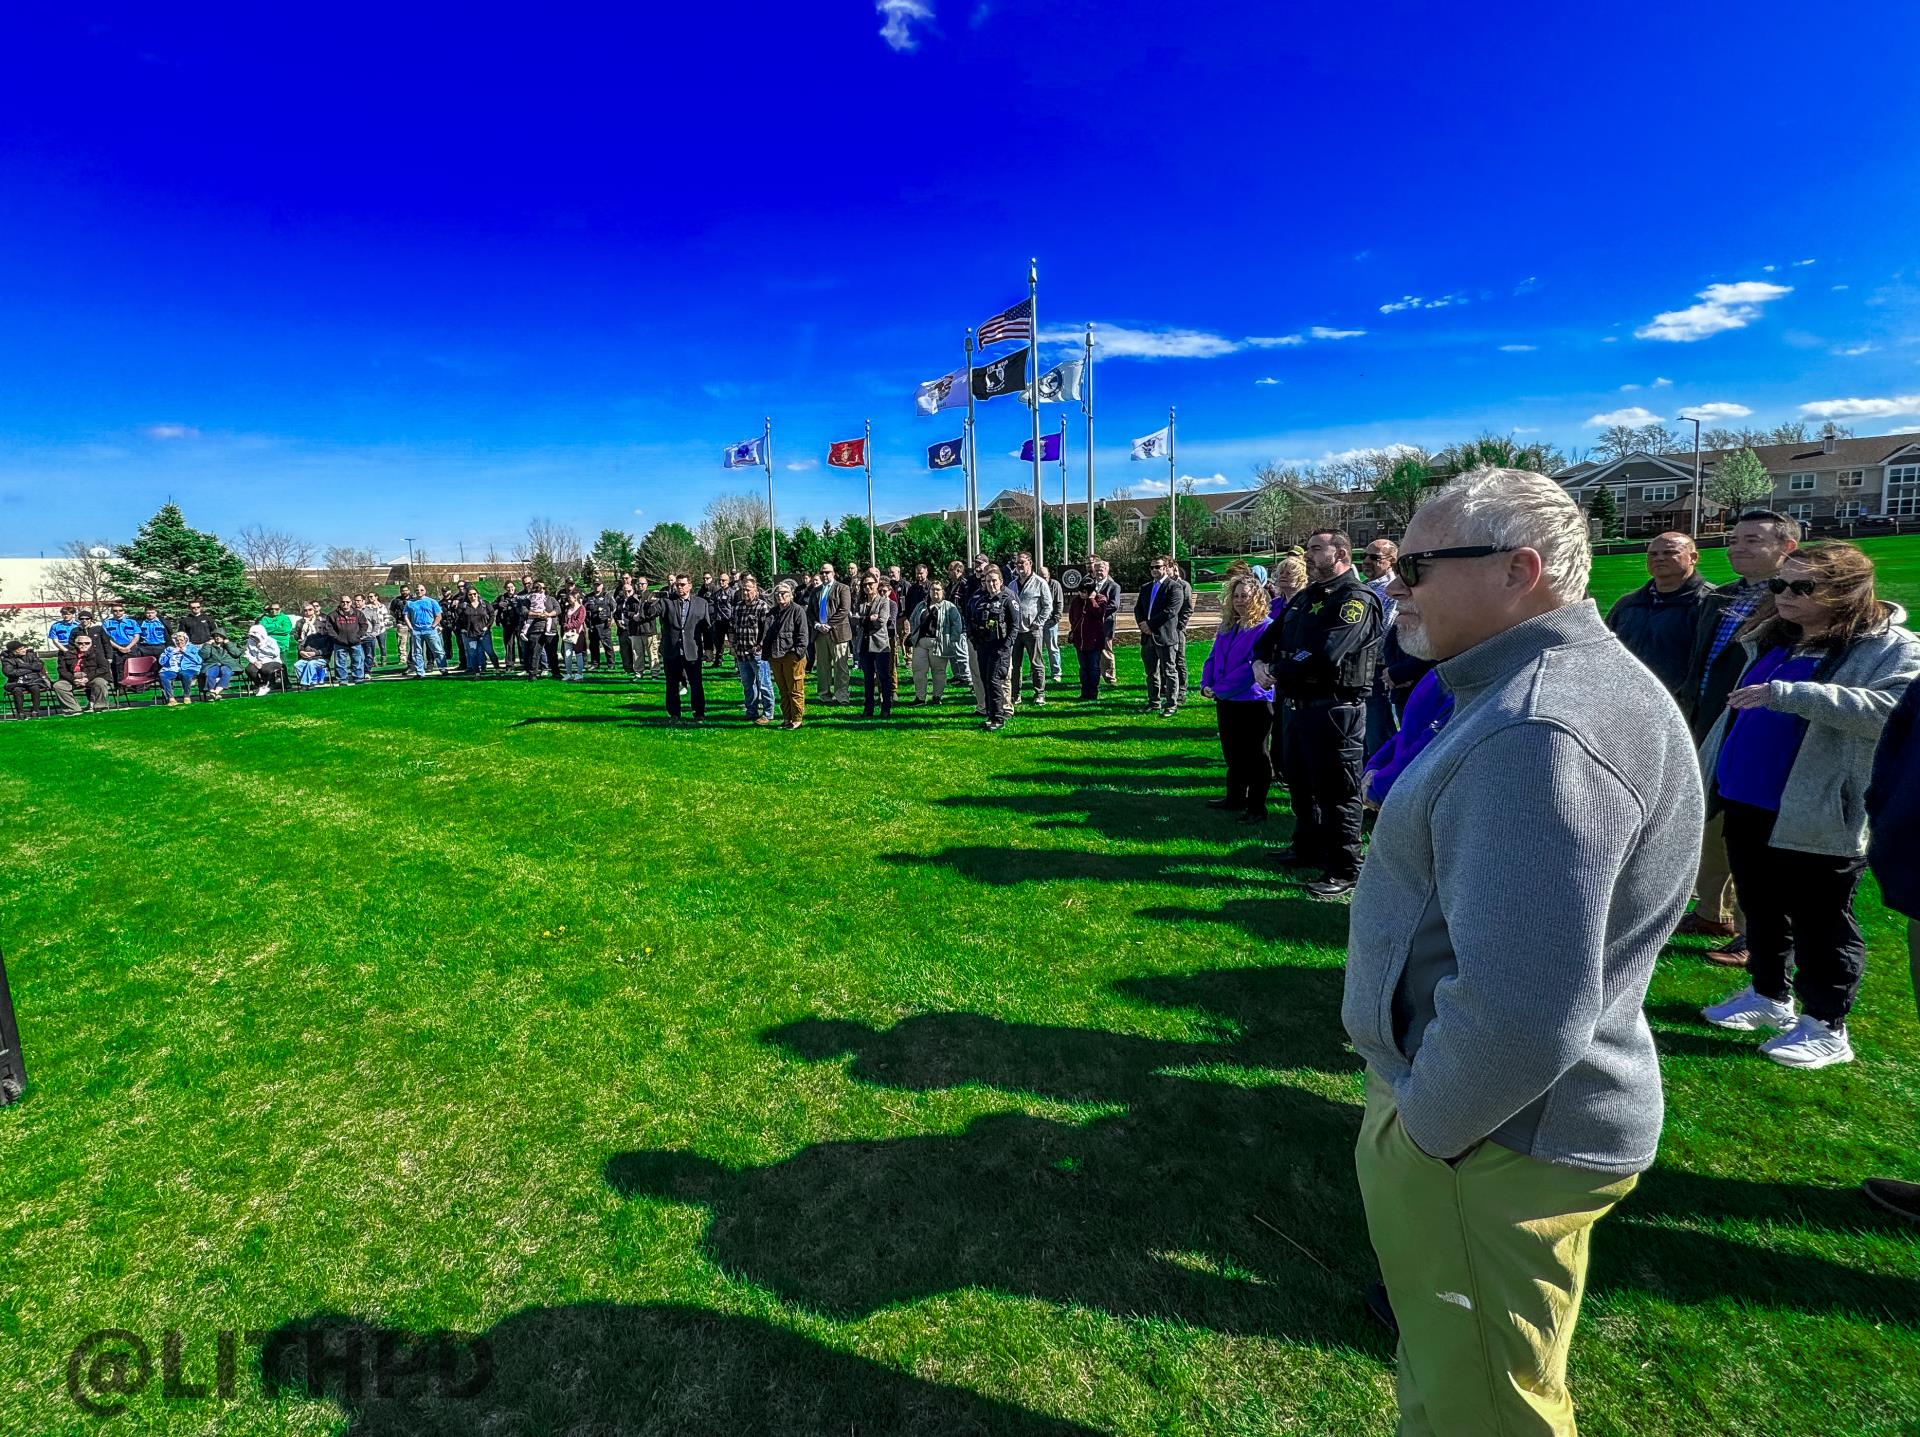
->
<box><xmin>1343</xmin><ymin>601</ymin><xmax>1703</xmax><ymax>1174</ymax></box>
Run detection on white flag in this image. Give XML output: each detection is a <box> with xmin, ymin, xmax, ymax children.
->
<box><xmin>1131</xmin><ymin>426</ymin><xmax>1171</xmax><ymax>461</ymax></box>
<box><xmin>1027</xmin><ymin>359</ymin><xmax>1083</xmax><ymax>405</ymax></box>
<box><xmin>915</xmin><ymin>368</ymin><xmax>969</xmax><ymax>416</ymax></box>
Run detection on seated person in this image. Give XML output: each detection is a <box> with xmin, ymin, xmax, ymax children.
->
<box><xmin>295</xmin><ymin>636</ymin><xmax>331</xmax><ymax>687</ymax></box>
<box><xmin>244</xmin><ymin>623</ymin><xmax>287</xmax><ymax>695</ymax></box>
<box><xmin>197</xmin><ymin>630</ymin><xmax>243</xmax><ymax>699</ymax></box>
<box><xmin>157</xmin><ymin>632</ymin><xmax>203</xmax><ymax>705</ymax></box>
<box><xmin>54</xmin><ymin>631</ymin><xmax>114</xmax><ymax>712</ymax></box>
<box><xmin>3</xmin><ymin>640</ymin><xmax>54</xmax><ymax>714</ymax></box>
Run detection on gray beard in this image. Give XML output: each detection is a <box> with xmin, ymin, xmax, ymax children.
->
<box><xmin>1397</xmin><ymin>615</ymin><xmax>1437</xmax><ymax>661</ymax></box>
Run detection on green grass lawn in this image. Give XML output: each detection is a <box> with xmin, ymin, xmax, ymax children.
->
<box><xmin>0</xmin><ymin>640</ymin><xmax>1915</xmax><ymax>1435</ymax></box>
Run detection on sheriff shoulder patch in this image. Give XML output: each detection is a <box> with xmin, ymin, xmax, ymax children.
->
<box><xmin>1338</xmin><ymin>598</ymin><xmax>1366</xmax><ymax>625</ymax></box>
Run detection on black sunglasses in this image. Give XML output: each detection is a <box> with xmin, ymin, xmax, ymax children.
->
<box><xmin>1392</xmin><ymin>545</ymin><xmax>1515</xmax><ymax>588</ymax></box>
<box><xmin>1767</xmin><ymin>577</ymin><xmax>1818</xmax><ymax>597</ymax></box>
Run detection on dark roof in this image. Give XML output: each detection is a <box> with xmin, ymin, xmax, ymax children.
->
<box><xmin>1560</xmin><ymin>431</ymin><xmax>1920</xmax><ymax>484</ymax></box>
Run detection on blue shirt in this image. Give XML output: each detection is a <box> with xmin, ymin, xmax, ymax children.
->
<box><xmin>405</xmin><ymin>597</ymin><xmax>442</xmax><ymax>630</ymax></box>
<box><xmin>1700</xmin><ymin>581</ymin><xmax>1767</xmax><ymax>696</ymax></box>
<box><xmin>1716</xmin><ymin>647</ymin><xmax>1823</xmax><ymax>811</ymax></box>
<box><xmin>102</xmin><ymin>616</ymin><xmax>139</xmax><ymax>646</ymax></box>
<box><xmin>817</xmin><ymin>588</ymin><xmax>829</xmax><ymax>622</ymax></box>
<box><xmin>139</xmin><ymin>618</ymin><xmax>168</xmax><ymax>645</ymax></box>
<box><xmin>48</xmin><ymin>620</ymin><xmax>77</xmax><ymax>648</ymax></box>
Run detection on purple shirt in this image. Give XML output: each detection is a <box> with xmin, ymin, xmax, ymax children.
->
<box><xmin>1201</xmin><ymin>618</ymin><xmax>1274</xmax><ymax>702</ymax></box>
<box><xmin>1715</xmin><ymin>646</ymin><xmax>1823</xmax><ymax>811</ymax></box>
<box><xmin>1362</xmin><ymin>669</ymin><xmax>1454</xmax><ymax>804</ymax></box>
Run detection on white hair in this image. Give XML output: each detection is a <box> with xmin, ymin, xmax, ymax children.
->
<box><xmin>1417</xmin><ymin>467</ymin><xmax>1591</xmax><ymax>602</ymax></box>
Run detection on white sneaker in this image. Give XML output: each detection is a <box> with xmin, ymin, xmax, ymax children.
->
<box><xmin>1701</xmin><ymin>985</ymin><xmax>1797</xmax><ymax>1032</ymax></box>
<box><xmin>1760</xmin><ymin>1015</ymin><xmax>1855</xmax><ymax>1069</ymax></box>
<box><xmin>255</xmin><ymin>684</ymin><xmax>270</xmax><ymax>696</ymax></box>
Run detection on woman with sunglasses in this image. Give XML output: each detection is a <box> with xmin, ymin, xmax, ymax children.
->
<box><xmin>1696</xmin><ymin>541</ymin><xmax>1920</xmax><ymax>1069</ymax></box>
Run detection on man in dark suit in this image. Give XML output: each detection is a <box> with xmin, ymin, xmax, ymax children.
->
<box><xmin>658</xmin><ymin>574</ymin><xmax>712</xmax><ymax>721</ymax></box>
<box><xmin>1133</xmin><ymin>554</ymin><xmax>1183</xmax><ymax>715</ymax></box>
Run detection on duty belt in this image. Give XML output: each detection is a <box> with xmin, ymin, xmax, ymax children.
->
<box><xmin>1284</xmin><ymin>692</ymin><xmax>1362</xmax><ymax>709</ymax></box>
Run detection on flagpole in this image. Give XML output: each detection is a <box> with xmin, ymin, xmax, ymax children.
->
<box><xmin>965</xmin><ymin>329</ymin><xmax>979</xmax><ymax>562</ymax></box>
<box><xmin>765</xmin><ymin>416</ymin><xmax>778</xmax><ymax>579</ymax></box>
<box><xmin>864</xmin><ymin>417</ymin><xmax>876</xmax><ymax>569</ymax></box>
<box><xmin>1058</xmin><ymin>413</ymin><xmax>1068</xmax><ymax>558</ymax></box>
<box><xmin>1084</xmin><ymin>322</ymin><xmax>1095</xmax><ymax>562</ymax></box>
<box><xmin>1167</xmin><ymin>405</ymin><xmax>1178</xmax><ymax>571</ymax></box>
<box><xmin>1027</xmin><ymin>258</ymin><xmax>1044</xmax><ymax>571</ymax></box>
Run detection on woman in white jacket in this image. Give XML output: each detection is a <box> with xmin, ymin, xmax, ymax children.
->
<box><xmin>243</xmin><ymin>623</ymin><xmax>286</xmax><ymax>695</ymax></box>
<box><xmin>1696</xmin><ymin>541</ymin><xmax>1920</xmax><ymax>1069</ymax></box>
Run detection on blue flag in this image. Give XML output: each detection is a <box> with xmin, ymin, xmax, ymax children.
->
<box><xmin>1019</xmin><ymin>432</ymin><xmax>1063</xmax><ymax>463</ymax></box>
<box><xmin>723</xmin><ymin>437</ymin><xmax>764</xmax><ymax>469</ymax></box>
<box><xmin>927</xmin><ymin>438</ymin><xmax>964</xmax><ymax>470</ymax></box>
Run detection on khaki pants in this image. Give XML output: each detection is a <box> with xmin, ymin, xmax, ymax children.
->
<box><xmin>911</xmin><ymin>638</ymin><xmax>947</xmax><ymax>702</ymax></box>
<box><xmin>967</xmin><ymin>639</ymin><xmax>986</xmax><ymax>712</ymax></box>
<box><xmin>1356</xmin><ymin>1074</ymin><xmax>1635</xmax><ymax>1437</ymax></box>
<box><xmin>1101</xmin><ymin>638</ymin><xmax>1116</xmax><ymax>685</ymax></box>
<box><xmin>770</xmin><ymin>654</ymin><xmax>807</xmax><ymax>724</ymax></box>
<box><xmin>395</xmin><ymin>627</ymin><xmax>411</xmax><ymax>666</ymax></box>
<box><xmin>1693</xmin><ymin>809</ymin><xmax>1745</xmax><ymax>929</ymax></box>
<box><xmin>635</xmin><ymin>633</ymin><xmax>660</xmax><ymax>674</ymax></box>
<box><xmin>53</xmin><ymin>678</ymin><xmax>105</xmax><ymax>712</ymax></box>
<box><xmin>815</xmin><ymin>637</ymin><xmax>851</xmax><ymax>702</ymax></box>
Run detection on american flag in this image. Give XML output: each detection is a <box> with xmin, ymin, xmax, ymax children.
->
<box><xmin>977</xmin><ymin>297</ymin><xmax>1033</xmax><ymax>347</ymax></box>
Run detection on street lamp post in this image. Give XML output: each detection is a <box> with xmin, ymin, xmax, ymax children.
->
<box><xmin>404</xmin><ymin>538</ymin><xmax>417</xmax><ymax>584</ymax></box>
<box><xmin>727</xmin><ymin>538</ymin><xmax>739</xmax><ymax>572</ymax></box>
<box><xmin>1676</xmin><ymin>417</ymin><xmax>1703</xmax><ymax>537</ymax></box>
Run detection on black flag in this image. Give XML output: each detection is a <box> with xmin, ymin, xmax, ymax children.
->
<box><xmin>926</xmin><ymin>438</ymin><xmax>965</xmax><ymax>470</ymax></box>
<box><xmin>971</xmin><ymin>348</ymin><xmax>1028</xmax><ymax>402</ymax></box>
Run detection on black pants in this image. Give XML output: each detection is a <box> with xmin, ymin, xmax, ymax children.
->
<box><xmin>976</xmin><ymin>639</ymin><xmax>1011</xmax><ymax>723</ymax></box>
<box><xmin>860</xmin><ymin>649</ymin><xmax>895</xmax><ymax>715</ymax></box>
<box><xmin>664</xmin><ymin>651</ymin><xmax>705</xmax><ymax>717</ymax></box>
<box><xmin>1280</xmin><ymin>699</ymin><xmax>1365</xmax><ymax>879</ymax></box>
<box><xmin>1216</xmin><ymin>700</ymin><xmax>1274</xmax><ymax>810</ymax></box>
<box><xmin>1723</xmin><ymin>799</ymin><xmax>1868</xmax><ymax>1023</ymax></box>
<box><xmin>502</xmin><ymin>629</ymin><xmax>520</xmax><ymax>668</ymax></box>
<box><xmin>1077</xmin><ymin>645</ymin><xmax>1102</xmax><ymax>700</ymax></box>
<box><xmin>619</xmin><ymin>631</ymin><xmax>638</xmax><ymax>673</ymax></box>
<box><xmin>588</xmin><ymin>623</ymin><xmax>613</xmax><ymax>667</ymax></box>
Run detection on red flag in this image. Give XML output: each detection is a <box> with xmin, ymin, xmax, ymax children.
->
<box><xmin>827</xmin><ymin>437</ymin><xmax>867</xmax><ymax>468</ymax></box>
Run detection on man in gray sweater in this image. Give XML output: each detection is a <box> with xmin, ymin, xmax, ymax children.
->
<box><xmin>1344</xmin><ymin>468</ymin><xmax>1702</xmax><ymax>1436</ymax></box>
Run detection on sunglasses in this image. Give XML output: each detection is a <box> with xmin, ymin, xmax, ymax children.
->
<box><xmin>1392</xmin><ymin>545</ymin><xmax>1515</xmax><ymax>588</ymax></box>
<box><xmin>1767</xmin><ymin>577</ymin><xmax>1818</xmax><ymax>597</ymax></box>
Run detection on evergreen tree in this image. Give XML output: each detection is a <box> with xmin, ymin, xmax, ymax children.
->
<box><xmin>979</xmin><ymin>511</ymin><xmax>1031</xmax><ymax>563</ymax></box>
<box><xmin>788</xmin><ymin>524</ymin><xmax>828</xmax><ymax>575</ymax></box>
<box><xmin>1143</xmin><ymin>495</ymin><xmax>1210</xmax><ymax>562</ymax></box>
<box><xmin>103</xmin><ymin>504</ymin><xmax>261</xmax><ymax>627</ymax></box>
<box><xmin>591</xmin><ymin>528</ymin><xmax>638</xmax><ymax>577</ymax></box>
<box><xmin>1587</xmin><ymin>485</ymin><xmax>1623</xmax><ymax>540</ymax></box>
<box><xmin>577</xmin><ymin>553</ymin><xmax>598</xmax><ymax>590</ymax></box>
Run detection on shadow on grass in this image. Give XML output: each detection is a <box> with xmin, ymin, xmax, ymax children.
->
<box><xmin>259</xmin><ymin>1304</ymin><xmax>1100</xmax><ymax>1435</ymax></box>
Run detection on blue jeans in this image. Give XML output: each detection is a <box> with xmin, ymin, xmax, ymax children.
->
<box><xmin>465</xmin><ymin>635</ymin><xmax>490</xmax><ymax>674</ymax></box>
<box><xmin>564</xmin><ymin>645</ymin><xmax>587</xmax><ymax>678</ymax></box>
<box><xmin>410</xmin><ymin>629</ymin><xmax>444</xmax><ymax>675</ymax></box>
<box><xmin>164</xmin><ymin>672</ymin><xmax>196</xmax><ymax>698</ymax></box>
<box><xmin>332</xmin><ymin>642</ymin><xmax>366</xmax><ymax>683</ymax></box>
<box><xmin>203</xmin><ymin>663</ymin><xmax>233</xmax><ymax>693</ymax></box>
<box><xmin>736</xmin><ymin>653</ymin><xmax>774</xmax><ymax>717</ymax></box>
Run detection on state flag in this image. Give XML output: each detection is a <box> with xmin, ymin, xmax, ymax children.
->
<box><xmin>1020</xmin><ymin>432</ymin><xmax>1063</xmax><ymax>463</ymax></box>
<box><xmin>1029</xmin><ymin>359</ymin><xmax>1083</xmax><ymax>405</ymax></box>
<box><xmin>828</xmin><ymin>437</ymin><xmax>867</xmax><ymax>468</ymax></box>
<box><xmin>1131</xmin><ymin>427</ymin><xmax>1171</xmax><ymax>461</ymax></box>
<box><xmin>927</xmin><ymin>438</ymin><xmax>965</xmax><ymax>470</ymax></box>
<box><xmin>971</xmin><ymin>349</ymin><xmax>1029</xmax><ymax>402</ymax></box>
<box><xmin>723</xmin><ymin>437</ymin><xmax>764</xmax><ymax>469</ymax></box>
<box><xmin>915</xmin><ymin>369</ymin><xmax>968</xmax><ymax>416</ymax></box>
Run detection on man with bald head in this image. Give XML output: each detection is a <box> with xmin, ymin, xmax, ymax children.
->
<box><xmin>1605</xmin><ymin>530</ymin><xmax>1710</xmax><ymax>695</ymax></box>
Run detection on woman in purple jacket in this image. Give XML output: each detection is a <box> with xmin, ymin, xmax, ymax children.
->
<box><xmin>1200</xmin><ymin>575</ymin><xmax>1276</xmax><ymax>823</ymax></box>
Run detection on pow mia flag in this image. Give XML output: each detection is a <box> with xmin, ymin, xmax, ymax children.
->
<box><xmin>971</xmin><ymin>348</ymin><xmax>1029</xmax><ymax>402</ymax></box>
<box><xmin>926</xmin><ymin>437</ymin><xmax>965</xmax><ymax>470</ymax></box>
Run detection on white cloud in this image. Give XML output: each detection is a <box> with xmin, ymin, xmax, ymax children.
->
<box><xmin>632</xmin><ymin>508</ymin><xmax>646</xmax><ymax>517</ymax></box>
<box><xmin>1497</xmin><ymin>343</ymin><xmax>1537</xmax><ymax>352</ymax></box>
<box><xmin>1246</xmin><ymin>334</ymin><xmax>1305</xmax><ymax>347</ymax></box>
<box><xmin>1797</xmin><ymin>393</ymin><xmax>1920</xmax><ymax>420</ymax></box>
<box><xmin>1652</xmin><ymin>376</ymin><xmax>1673</xmax><ymax>388</ymax></box>
<box><xmin>1309</xmin><ymin>326</ymin><xmax>1365</xmax><ymax>340</ymax></box>
<box><xmin>141</xmin><ymin>423</ymin><xmax>199</xmax><ymax>439</ymax></box>
<box><xmin>786</xmin><ymin>458</ymin><xmax>819</xmax><ymax>471</ymax></box>
<box><xmin>1515</xmin><ymin>276</ymin><xmax>1539</xmax><ymax>295</ymax></box>
<box><xmin>1831</xmin><ymin>284</ymin><xmax>1850</xmax><ymax>291</ymax></box>
<box><xmin>1600</xmin><ymin>336</ymin><xmax>1619</xmax><ymax>343</ymax></box>
<box><xmin>1620</xmin><ymin>383</ymin><xmax>1640</xmax><ymax>392</ymax></box>
<box><xmin>1634</xmin><ymin>280</ymin><xmax>1792</xmax><ymax>342</ymax></box>
<box><xmin>1586</xmin><ymin>406</ymin><xmax>1665</xmax><ymax>427</ymax></box>
<box><xmin>1678</xmin><ymin>402</ymin><xmax>1753</xmax><ymax>421</ymax></box>
<box><xmin>1762</xmin><ymin>264</ymin><xmax>1778</xmax><ymax>273</ymax></box>
<box><xmin>1513</xmin><ymin>426</ymin><xmax>1542</xmax><ymax>434</ymax></box>
<box><xmin>1835</xmin><ymin>343</ymin><xmax>1877</xmax><ymax>356</ymax></box>
<box><xmin>1043</xmin><ymin>324</ymin><xmax>1240</xmax><ymax>359</ymax></box>
<box><xmin>876</xmin><ymin>0</ymin><xmax>933</xmax><ymax>50</ymax></box>
<box><xmin>1254</xmin><ymin>377</ymin><xmax>1281</xmax><ymax>386</ymax></box>
<box><xmin>1379</xmin><ymin>294</ymin><xmax>1466</xmax><ymax>315</ymax></box>
<box><xmin>1794</xmin><ymin>258</ymin><xmax>1817</xmax><ymax>267</ymax></box>
<box><xmin>1133</xmin><ymin>473</ymin><xmax>1229</xmax><ymax>496</ymax></box>
<box><xmin>1317</xmin><ymin>443</ymin><xmax>1423</xmax><ymax>467</ymax></box>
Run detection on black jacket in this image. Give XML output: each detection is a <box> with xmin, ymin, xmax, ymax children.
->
<box><xmin>3</xmin><ymin>651</ymin><xmax>50</xmax><ymax>693</ymax></box>
<box><xmin>657</xmin><ymin>595</ymin><xmax>711</xmax><ymax>663</ymax></box>
<box><xmin>1867</xmin><ymin>675</ymin><xmax>1920</xmax><ymax>919</ymax></box>
<box><xmin>59</xmin><ymin>645</ymin><xmax>113</xmax><ymax>685</ymax></box>
<box><xmin>1133</xmin><ymin>577</ymin><xmax>1184</xmax><ymax>645</ymax></box>
<box><xmin>1255</xmin><ymin>568</ymin><xmax>1382</xmax><ymax>702</ymax></box>
<box><xmin>584</xmin><ymin>593</ymin><xmax>616</xmax><ymax>626</ymax></box>
<box><xmin>965</xmin><ymin>589</ymin><xmax>1019</xmax><ymax>646</ymax></box>
<box><xmin>1678</xmin><ymin>579</ymin><xmax>1767</xmax><ymax>740</ymax></box>
<box><xmin>761</xmin><ymin>601</ymin><xmax>810</xmax><ymax>661</ymax></box>
<box><xmin>1606</xmin><ymin>573</ymin><xmax>1710</xmax><ymax>696</ymax></box>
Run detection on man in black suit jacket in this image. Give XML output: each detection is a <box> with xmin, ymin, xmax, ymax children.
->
<box><xmin>1132</xmin><ymin>553</ymin><xmax>1184</xmax><ymax>713</ymax></box>
<box><xmin>658</xmin><ymin>574</ymin><xmax>713</xmax><ymax>721</ymax></box>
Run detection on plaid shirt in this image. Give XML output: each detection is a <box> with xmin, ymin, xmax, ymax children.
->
<box><xmin>730</xmin><ymin>595</ymin><xmax>772</xmax><ymax>656</ymax></box>
<box><xmin>1700</xmin><ymin>580</ymin><xmax>1767</xmax><ymax>695</ymax></box>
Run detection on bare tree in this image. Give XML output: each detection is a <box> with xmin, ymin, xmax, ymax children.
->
<box><xmin>1593</xmin><ymin>426</ymin><xmax>1641</xmax><ymax>462</ymax></box>
<box><xmin>518</xmin><ymin>518</ymin><xmax>584</xmax><ymax>577</ymax></box>
<box><xmin>236</xmin><ymin>525</ymin><xmax>317</xmax><ymax>609</ymax></box>
<box><xmin>40</xmin><ymin>539</ymin><xmax>118</xmax><ymax>612</ymax></box>
<box><xmin>698</xmin><ymin>492</ymin><xmax>771</xmax><ymax>570</ymax></box>
<box><xmin>321</xmin><ymin>545</ymin><xmax>383</xmax><ymax>594</ymax></box>
<box><xmin>1318</xmin><ymin>445</ymin><xmax>1427</xmax><ymax>492</ymax></box>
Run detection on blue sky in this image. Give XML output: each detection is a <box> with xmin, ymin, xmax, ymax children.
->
<box><xmin>3</xmin><ymin>1</ymin><xmax>1917</xmax><ymax>558</ymax></box>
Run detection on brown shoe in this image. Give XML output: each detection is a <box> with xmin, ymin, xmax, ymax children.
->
<box><xmin>1675</xmin><ymin>912</ymin><xmax>1738</xmax><ymax>938</ymax></box>
<box><xmin>1704</xmin><ymin>934</ymin><xmax>1750</xmax><ymax>968</ymax></box>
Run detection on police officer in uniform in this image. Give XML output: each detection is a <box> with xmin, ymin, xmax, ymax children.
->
<box><xmin>1254</xmin><ymin>528</ymin><xmax>1382</xmax><ymax>898</ymax></box>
